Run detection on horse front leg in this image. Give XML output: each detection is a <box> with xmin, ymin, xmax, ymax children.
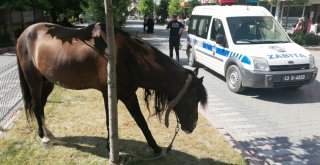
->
<box><xmin>121</xmin><ymin>93</ymin><xmax>162</xmax><ymax>155</ymax></box>
<box><xmin>102</xmin><ymin>93</ymin><xmax>110</xmax><ymax>150</ymax></box>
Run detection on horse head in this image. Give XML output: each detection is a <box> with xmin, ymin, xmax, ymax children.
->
<box><xmin>164</xmin><ymin>68</ymin><xmax>208</xmax><ymax>133</ymax></box>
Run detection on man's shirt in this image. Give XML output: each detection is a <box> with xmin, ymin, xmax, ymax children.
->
<box><xmin>167</xmin><ymin>20</ymin><xmax>184</xmax><ymax>37</ymax></box>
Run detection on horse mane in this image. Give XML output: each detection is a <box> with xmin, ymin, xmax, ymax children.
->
<box><xmin>143</xmin><ymin>69</ymin><xmax>208</xmax><ymax>121</ymax></box>
<box><xmin>144</xmin><ymin>88</ymin><xmax>168</xmax><ymax>121</ymax></box>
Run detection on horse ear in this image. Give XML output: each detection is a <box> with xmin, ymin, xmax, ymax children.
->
<box><xmin>193</xmin><ymin>67</ymin><xmax>199</xmax><ymax>76</ymax></box>
<box><xmin>199</xmin><ymin>76</ymin><xmax>204</xmax><ymax>83</ymax></box>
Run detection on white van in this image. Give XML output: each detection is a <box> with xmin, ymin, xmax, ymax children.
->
<box><xmin>187</xmin><ymin>5</ymin><xmax>318</xmax><ymax>93</ymax></box>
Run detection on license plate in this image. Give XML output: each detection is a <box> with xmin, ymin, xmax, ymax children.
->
<box><xmin>282</xmin><ymin>74</ymin><xmax>306</xmax><ymax>82</ymax></box>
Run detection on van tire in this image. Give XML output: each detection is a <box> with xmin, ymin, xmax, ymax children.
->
<box><xmin>226</xmin><ymin>65</ymin><xmax>245</xmax><ymax>93</ymax></box>
<box><xmin>188</xmin><ymin>46</ymin><xmax>197</xmax><ymax>67</ymax></box>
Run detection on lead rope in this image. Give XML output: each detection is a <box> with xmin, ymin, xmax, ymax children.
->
<box><xmin>118</xmin><ymin>114</ymin><xmax>180</xmax><ymax>163</ymax></box>
<box><xmin>118</xmin><ymin>119</ymin><xmax>180</xmax><ymax>164</ymax></box>
<box><xmin>165</xmin><ymin>113</ymin><xmax>180</xmax><ymax>153</ymax></box>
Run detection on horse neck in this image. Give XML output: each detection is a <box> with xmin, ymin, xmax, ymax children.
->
<box><xmin>117</xmin><ymin>30</ymin><xmax>188</xmax><ymax>100</ymax></box>
<box><xmin>140</xmin><ymin>60</ymin><xmax>188</xmax><ymax>100</ymax></box>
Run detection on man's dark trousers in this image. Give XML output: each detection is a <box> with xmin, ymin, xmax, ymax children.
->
<box><xmin>169</xmin><ymin>36</ymin><xmax>180</xmax><ymax>62</ymax></box>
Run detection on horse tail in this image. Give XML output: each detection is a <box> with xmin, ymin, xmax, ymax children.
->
<box><xmin>17</xmin><ymin>57</ymin><xmax>33</xmax><ymax>122</ymax></box>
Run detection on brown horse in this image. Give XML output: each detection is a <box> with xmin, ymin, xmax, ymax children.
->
<box><xmin>16</xmin><ymin>22</ymin><xmax>207</xmax><ymax>155</ymax></box>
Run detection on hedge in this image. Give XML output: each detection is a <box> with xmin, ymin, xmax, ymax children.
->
<box><xmin>290</xmin><ymin>33</ymin><xmax>320</xmax><ymax>46</ymax></box>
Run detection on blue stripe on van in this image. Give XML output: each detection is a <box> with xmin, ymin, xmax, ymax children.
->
<box><xmin>241</xmin><ymin>56</ymin><xmax>251</xmax><ymax>64</ymax></box>
<box><xmin>216</xmin><ymin>47</ymin><xmax>229</xmax><ymax>57</ymax></box>
<box><xmin>199</xmin><ymin>41</ymin><xmax>251</xmax><ymax>65</ymax></box>
<box><xmin>202</xmin><ymin>42</ymin><xmax>213</xmax><ymax>51</ymax></box>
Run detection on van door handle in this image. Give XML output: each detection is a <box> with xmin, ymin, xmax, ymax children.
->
<box><xmin>212</xmin><ymin>45</ymin><xmax>216</xmax><ymax>56</ymax></box>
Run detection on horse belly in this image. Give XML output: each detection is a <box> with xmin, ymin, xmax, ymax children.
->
<box><xmin>48</xmin><ymin>62</ymin><xmax>101</xmax><ymax>90</ymax></box>
<box><xmin>38</xmin><ymin>51</ymin><xmax>105</xmax><ymax>90</ymax></box>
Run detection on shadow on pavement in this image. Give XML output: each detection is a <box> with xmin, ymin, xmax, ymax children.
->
<box><xmin>238</xmin><ymin>136</ymin><xmax>320</xmax><ymax>164</ymax></box>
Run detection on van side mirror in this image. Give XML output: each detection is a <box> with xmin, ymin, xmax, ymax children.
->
<box><xmin>216</xmin><ymin>34</ymin><xmax>226</xmax><ymax>47</ymax></box>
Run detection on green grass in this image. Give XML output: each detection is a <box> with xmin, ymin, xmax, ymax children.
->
<box><xmin>0</xmin><ymin>87</ymin><xmax>246</xmax><ymax>165</ymax></box>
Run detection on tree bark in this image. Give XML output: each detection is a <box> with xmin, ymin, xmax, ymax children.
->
<box><xmin>50</xmin><ymin>9</ymin><xmax>57</xmax><ymax>23</ymax></box>
<box><xmin>275</xmin><ymin>0</ymin><xmax>281</xmax><ymax>22</ymax></box>
<box><xmin>285</xmin><ymin>1</ymin><xmax>291</xmax><ymax>32</ymax></box>
<box><xmin>104</xmin><ymin>0</ymin><xmax>119</xmax><ymax>164</ymax></box>
<box><xmin>7</xmin><ymin>9</ymin><xmax>16</xmax><ymax>45</ymax></box>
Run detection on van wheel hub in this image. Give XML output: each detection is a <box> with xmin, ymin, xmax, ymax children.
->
<box><xmin>230</xmin><ymin>72</ymin><xmax>239</xmax><ymax>86</ymax></box>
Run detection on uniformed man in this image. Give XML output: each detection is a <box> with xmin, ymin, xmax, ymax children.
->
<box><xmin>166</xmin><ymin>15</ymin><xmax>184</xmax><ymax>63</ymax></box>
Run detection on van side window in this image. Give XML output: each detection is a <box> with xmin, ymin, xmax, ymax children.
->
<box><xmin>210</xmin><ymin>19</ymin><xmax>225</xmax><ymax>41</ymax></box>
<box><xmin>188</xmin><ymin>17</ymin><xmax>198</xmax><ymax>35</ymax></box>
<box><xmin>197</xmin><ymin>17</ymin><xmax>211</xmax><ymax>39</ymax></box>
<box><xmin>188</xmin><ymin>16</ymin><xmax>211</xmax><ymax>39</ymax></box>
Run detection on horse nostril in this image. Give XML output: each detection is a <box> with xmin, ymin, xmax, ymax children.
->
<box><xmin>185</xmin><ymin>130</ymin><xmax>191</xmax><ymax>134</ymax></box>
<box><xmin>193</xmin><ymin>122</ymin><xmax>197</xmax><ymax>130</ymax></box>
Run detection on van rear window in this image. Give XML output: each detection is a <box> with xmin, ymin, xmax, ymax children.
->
<box><xmin>189</xmin><ymin>16</ymin><xmax>211</xmax><ymax>39</ymax></box>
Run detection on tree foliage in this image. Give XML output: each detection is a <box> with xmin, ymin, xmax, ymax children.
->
<box><xmin>267</xmin><ymin>0</ymin><xmax>306</xmax><ymax>5</ymax></box>
<box><xmin>0</xmin><ymin>0</ymin><xmax>35</xmax><ymax>10</ymax></box>
<box><xmin>83</xmin><ymin>0</ymin><xmax>105</xmax><ymax>23</ymax></box>
<box><xmin>168</xmin><ymin>0</ymin><xmax>183</xmax><ymax>17</ymax></box>
<box><xmin>83</xmin><ymin>0</ymin><xmax>131</xmax><ymax>27</ymax></box>
<box><xmin>139</xmin><ymin>0</ymin><xmax>154</xmax><ymax>16</ymax></box>
<box><xmin>187</xmin><ymin>0</ymin><xmax>201</xmax><ymax>16</ymax></box>
<box><xmin>0</xmin><ymin>0</ymin><xmax>86</xmax><ymax>23</ymax></box>
<box><xmin>0</xmin><ymin>0</ymin><xmax>23</xmax><ymax>10</ymax></box>
<box><xmin>157</xmin><ymin>0</ymin><xmax>168</xmax><ymax>20</ymax></box>
<box><xmin>113</xmin><ymin>0</ymin><xmax>131</xmax><ymax>26</ymax></box>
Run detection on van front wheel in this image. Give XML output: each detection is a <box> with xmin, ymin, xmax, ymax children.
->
<box><xmin>226</xmin><ymin>65</ymin><xmax>245</xmax><ymax>93</ymax></box>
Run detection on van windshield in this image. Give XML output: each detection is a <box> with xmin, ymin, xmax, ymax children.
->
<box><xmin>227</xmin><ymin>16</ymin><xmax>291</xmax><ymax>44</ymax></box>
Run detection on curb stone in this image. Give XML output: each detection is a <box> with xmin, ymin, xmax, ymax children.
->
<box><xmin>304</xmin><ymin>46</ymin><xmax>320</xmax><ymax>51</ymax></box>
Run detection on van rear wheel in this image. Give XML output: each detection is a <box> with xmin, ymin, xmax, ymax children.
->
<box><xmin>226</xmin><ymin>65</ymin><xmax>245</xmax><ymax>93</ymax></box>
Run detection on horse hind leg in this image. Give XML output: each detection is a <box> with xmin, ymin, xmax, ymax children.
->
<box><xmin>30</xmin><ymin>78</ymin><xmax>55</xmax><ymax>148</ymax></box>
<box><xmin>40</xmin><ymin>79</ymin><xmax>55</xmax><ymax>141</ymax></box>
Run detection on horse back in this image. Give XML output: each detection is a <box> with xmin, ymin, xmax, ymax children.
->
<box><xmin>16</xmin><ymin>22</ymin><xmax>108</xmax><ymax>90</ymax></box>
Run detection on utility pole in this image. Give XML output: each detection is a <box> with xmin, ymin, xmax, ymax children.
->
<box><xmin>104</xmin><ymin>0</ymin><xmax>119</xmax><ymax>164</ymax></box>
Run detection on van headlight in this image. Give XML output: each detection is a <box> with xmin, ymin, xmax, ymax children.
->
<box><xmin>253</xmin><ymin>57</ymin><xmax>270</xmax><ymax>71</ymax></box>
<box><xmin>310</xmin><ymin>55</ymin><xmax>315</xmax><ymax>69</ymax></box>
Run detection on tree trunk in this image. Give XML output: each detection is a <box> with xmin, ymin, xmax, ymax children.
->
<box><xmin>275</xmin><ymin>0</ymin><xmax>281</xmax><ymax>22</ymax></box>
<box><xmin>20</xmin><ymin>10</ymin><xmax>25</xmax><ymax>30</ymax></box>
<box><xmin>7</xmin><ymin>9</ymin><xmax>16</xmax><ymax>45</ymax></box>
<box><xmin>104</xmin><ymin>0</ymin><xmax>119</xmax><ymax>164</ymax></box>
<box><xmin>50</xmin><ymin>9</ymin><xmax>57</xmax><ymax>23</ymax></box>
<box><xmin>285</xmin><ymin>2</ymin><xmax>291</xmax><ymax>33</ymax></box>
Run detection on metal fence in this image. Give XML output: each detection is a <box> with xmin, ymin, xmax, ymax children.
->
<box><xmin>0</xmin><ymin>53</ymin><xmax>22</xmax><ymax>130</ymax></box>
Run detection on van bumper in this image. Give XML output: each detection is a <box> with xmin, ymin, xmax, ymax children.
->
<box><xmin>242</xmin><ymin>68</ymin><xmax>318</xmax><ymax>88</ymax></box>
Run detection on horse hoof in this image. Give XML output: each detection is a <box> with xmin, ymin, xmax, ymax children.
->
<box><xmin>42</xmin><ymin>136</ymin><xmax>53</xmax><ymax>149</ymax></box>
<box><xmin>43</xmin><ymin>141</ymin><xmax>53</xmax><ymax>149</ymax></box>
<box><xmin>153</xmin><ymin>148</ymin><xmax>163</xmax><ymax>157</ymax></box>
<box><xmin>153</xmin><ymin>151</ymin><xmax>166</xmax><ymax>158</ymax></box>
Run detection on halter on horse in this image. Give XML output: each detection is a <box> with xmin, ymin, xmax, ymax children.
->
<box><xmin>16</xmin><ymin>22</ymin><xmax>208</xmax><ymax>155</ymax></box>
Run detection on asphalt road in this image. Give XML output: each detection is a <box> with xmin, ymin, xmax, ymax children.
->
<box><xmin>124</xmin><ymin>20</ymin><xmax>320</xmax><ymax>165</ymax></box>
